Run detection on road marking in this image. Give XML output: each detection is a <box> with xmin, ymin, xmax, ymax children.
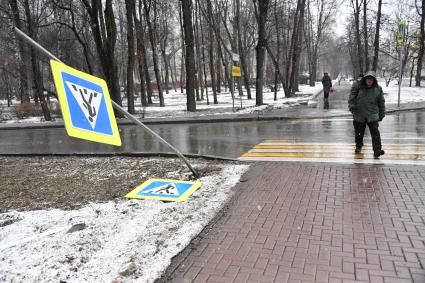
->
<box><xmin>239</xmin><ymin>141</ymin><xmax>425</xmax><ymax>165</ymax></box>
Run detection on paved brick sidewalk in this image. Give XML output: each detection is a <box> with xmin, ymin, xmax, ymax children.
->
<box><xmin>160</xmin><ymin>163</ymin><xmax>425</xmax><ymax>283</ymax></box>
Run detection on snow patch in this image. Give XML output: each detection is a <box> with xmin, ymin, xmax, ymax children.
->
<box><xmin>0</xmin><ymin>164</ymin><xmax>249</xmax><ymax>283</ymax></box>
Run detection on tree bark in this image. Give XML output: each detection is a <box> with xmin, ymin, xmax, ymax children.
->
<box><xmin>255</xmin><ymin>0</ymin><xmax>270</xmax><ymax>106</ymax></box>
<box><xmin>133</xmin><ymin>6</ymin><xmax>148</xmax><ymax>106</ymax></box>
<box><xmin>206</xmin><ymin>1</ymin><xmax>218</xmax><ymax>104</ymax></box>
<box><xmin>353</xmin><ymin>0</ymin><xmax>364</xmax><ymax>75</ymax></box>
<box><xmin>181</xmin><ymin>0</ymin><xmax>196</xmax><ymax>111</ymax></box>
<box><xmin>23</xmin><ymin>0</ymin><xmax>51</xmax><ymax>121</ymax></box>
<box><xmin>363</xmin><ymin>0</ymin><xmax>369</xmax><ymax>71</ymax></box>
<box><xmin>81</xmin><ymin>0</ymin><xmax>123</xmax><ymax>113</ymax></box>
<box><xmin>372</xmin><ymin>0</ymin><xmax>382</xmax><ymax>71</ymax></box>
<box><xmin>286</xmin><ymin>0</ymin><xmax>306</xmax><ymax>95</ymax></box>
<box><xmin>143</xmin><ymin>0</ymin><xmax>164</xmax><ymax>106</ymax></box>
<box><xmin>8</xmin><ymin>0</ymin><xmax>30</xmax><ymax>104</ymax></box>
<box><xmin>416</xmin><ymin>0</ymin><xmax>425</xmax><ymax>86</ymax></box>
<box><xmin>125</xmin><ymin>0</ymin><xmax>135</xmax><ymax>114</ymax></box>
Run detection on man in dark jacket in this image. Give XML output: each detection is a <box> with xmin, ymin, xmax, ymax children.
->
<box><xmin>321</xmin><ymin>72</ymin><xmax>332</xmax><ymax>109</ymax></box>
<box><xmin>348</xmin><ymin>71</ymin><xmax>385</xmax><ymax>158</ymax></box>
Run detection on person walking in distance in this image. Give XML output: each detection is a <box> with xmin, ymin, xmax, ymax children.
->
<box><xmin>348</xmin><ymin>71</ymin><xmax>385</xmax><ymax>158</ymax></box>
<box><xmin>321</xmin><ymin>72</ymin><xmax>332</xmax><ymax>109</ymax></box>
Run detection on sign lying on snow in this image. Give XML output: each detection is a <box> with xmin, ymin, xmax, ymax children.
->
<box><xmin>50</xmin><ymin>60</ymin><xmax>121</xmax><ymax>146</ymax></box>
<box><xmin>125</xmin><ymin>178</ymin><xmax>202</xmax><ymax>202</ymax></box>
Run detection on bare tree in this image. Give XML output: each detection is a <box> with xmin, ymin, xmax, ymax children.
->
<box><xmin>253</xmin><ymin>0</ymin><xmax>270</xmax><ymax>106</ymax></box>
<box><xmin>125</xmin><ymin>0</ymin><xmax>135</xmax><ymax>113</ymax></box>
<box><xmin>416</xmin><ymin>0</ymin><xmax>425</xmax><ymax>86</ymax></box>
<box><xmin>351</xmin><ymin>0</ymin><xmax>364</xmax><ymax>75</ymax></box>
<box><xmin>372</xmin><ymin>0</ymin><xmax>383</xmax><ymax>71</ymax></box>
<box><xmin>23</xmin><ymin>0</ymin><xmax>51</xmax><ymax>121</ymax></box>
<box><xmin>181</xmin><ymin>0</ymin><xmax>196</xmax><ymax>111</ymax></box>
<box><xmin>81</xmin><ymin>0</ymin><xmax>123</xmax><ymax>110</ymax></box>
<box><xmin>143</xmin><ymin>0</ymin><xmax>164</xmax><ymax>106</ymax></box>
<box><xmin>363</xmin><ymin>0</ymin><xmax>369</xmax><ymax>70</ymax></box>
<box><xmin>7</xmin><ymin>0</ymin><xmax>29</xmax><ymax>103</ymax></box>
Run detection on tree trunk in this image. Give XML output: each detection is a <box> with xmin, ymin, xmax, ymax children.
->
<box><xmin>81</xmin><ymin>0</ymin><xmax>123</xmax><ymax>112</ymax></box>
<box><xmin>8</xmin><ymin>0</ymin><xmax>30</xmax><ymax>104</ymax></box>
<box><xmin>194</xmin><ymin>0</ymin><xmax>202</xmax><ymax>101</ymax></box>
<box><xmin>237</xmin><ymin>0</ymin><xmax>251</xmax><ymax>100</ymax></box>
<box><xmin>143</xmin><ymin>0</ymin><xmax>164</xmax><ymax>106</ymax></box>
<box><xmin>372</xmin><ymin>0</ymin><xmax>382</xmax><ymax>71</ymax></box>
<box><xmin>178</xmin><ymin>1</ymin><xmax>185</xmax><ymax>94</ymax></box>
<box><xmin>133</xmin><ymin>8</ymin><xmax>148</xmax><ymax>106</ymax></box>
<box><xmin>255</xmin><ymin>0</ymin><xmax>270</xmax><ymax>106</ymax></box>
<box><xmin>181</xmin><ymin>0</ymin><xmax>196</xmax><ymax>111</ymax></box>
<box><xmin>199</xmin><ymin>1</ymin><xmax>209</xmax><ymax>104</ymax></box>
<box><xmin>171</xmin><ymin>42</ymin><xmax>178</xmax><ymax>92</ymax></box>
<box><xmin>363</xmin><ymin>0</ymin><xmax>369</xmax><ymax>71</ymax></box>
<box><xmin>416</xmin><ymin>0</ymin><xmax>425</xmax><ymax>86</ymax></box>
<box><xmin>354</xmin><ymin>0</ymin><xmax>364</xmax><ymax>74</ymax></box>
<box><xmin>206</xmin><ymin>0</ymin><xmax>218</xmax><ymax>104</ymax></box>
<box><xmin>23</xmin><ymin>0</ymin><xmax>51</xmax><ymax>121</ymax></box>
<box><xmin>286</xmin><ymin>0</ymin><xmax>306</xmax><ymax>95</ymax></box>
<box><xmin>125</xmin><ymin>0</ymin><xmax>135</xmax><ymax>114</ymax></box>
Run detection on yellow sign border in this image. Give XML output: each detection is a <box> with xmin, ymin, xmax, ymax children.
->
<box><xmin>125</xmin><ymin>178</ymin><xmax>202</xmax><ymax>202</ymax></box>
<box><xmin>50</xmin><ymin>60</ymin><xmax>121</xmax><ymax>146</ymax></box>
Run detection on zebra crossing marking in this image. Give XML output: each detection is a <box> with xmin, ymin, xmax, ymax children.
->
<box><xmin>239</xmin><ymin>140</ymin><xmax>425</xmax><ymax>165</ymax></box>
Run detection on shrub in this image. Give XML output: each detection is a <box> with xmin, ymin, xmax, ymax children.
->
<box><xmin>15</xmin><ymin>102</ymin><xmax>43</xmax><ymax>118</ymax></box>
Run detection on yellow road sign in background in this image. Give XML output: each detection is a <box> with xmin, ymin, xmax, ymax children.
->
<box><xmin>232</xmin><ymin>66</ymin><xmax>241</xmax><ymax>77</ymax></box>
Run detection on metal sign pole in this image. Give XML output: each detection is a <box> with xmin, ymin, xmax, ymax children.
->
<box><xmin>13</xmin><ymin>27</ymin><xmax>199</xmax><ymax>178</ymax></box>
<box><xmin>397</xmin><ymin>20</ymin><xmax>406</xmax><ymax>108</ymax></box>
<box><xmin>398</xmin><ymin>46</ymin><xmax>403</xmax><ymax>107</ymax></box>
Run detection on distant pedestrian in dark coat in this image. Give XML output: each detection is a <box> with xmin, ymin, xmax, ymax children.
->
<box><xmin>348</xmin><ymin>71</ymin><xmax>385</xmax><ymax>158</ymax></box>
<box><xmin>321</xmin><ymin>72</ymin><xmax>332</xmax><ymax>109</ymax></box>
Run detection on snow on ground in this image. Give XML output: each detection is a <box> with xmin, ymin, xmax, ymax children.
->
<box><xmin>0</xmin><ymin>164</ymin><xmax>249</xmax><ymax>283</ymax></box>
<box><xmin>379</xmin><ymin>78</ymin><xmax>425</xmax><ymax>105</ymax></box>
<box><xmin>0</xmin><ymin>84</ymin><xmax>323</xmax><ymax>123</ymax></box>
<box><xmin>134</xmin><ymin>84</ymin><xmax>324</xmax><ymax>118</ymax></box>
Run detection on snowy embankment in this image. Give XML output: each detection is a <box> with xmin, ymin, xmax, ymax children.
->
<box><xmin>0</xmin><ymin>163</ymin><xmax>249</xmax><ymax>283</ymax></box>
<box><xmin>379</xmin><ymin>78</ymin><xmax>425</xmax><ymax>105</ymax></box>
<box><xmin>0</xmin><ymin>83</ymin><xmax>323</xmax><ymax>123</ymax></box>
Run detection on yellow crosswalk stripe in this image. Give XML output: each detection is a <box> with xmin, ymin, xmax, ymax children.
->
<box><xmin>254</xmin><ymin>145</ymin><xmax>425</xmax><ymax>151</ymax></box>
<box><xmin>239</xmin><ymin>141</ymin><xmax>425</xmax><ymax>164</ymax></box>
<box><xmin>242</xmin><ymin>152</ymin><xmax>425</xmax><ymax>160</ymax></box>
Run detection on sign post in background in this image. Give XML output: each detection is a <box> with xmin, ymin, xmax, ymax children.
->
<box><xmin>397</xmin><ymin>20</ymin><xmax>406</xmax><ymax>107</ymax></box>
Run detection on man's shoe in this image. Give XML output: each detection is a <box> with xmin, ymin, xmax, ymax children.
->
<box><xmin>354</xmin><ymin>147</ymin><xmax>362</xmax><ymax>154</ymax></box>
<box><xmin>374</xmin><ymin>150</ymin><xmax>385</xmax><ymax>159</ymax></box>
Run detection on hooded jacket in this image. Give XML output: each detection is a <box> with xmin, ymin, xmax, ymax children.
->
<box><xmin>348</xmin><ymin>71</ymin><xmax>385</xmax><ymax>123</ymax></box>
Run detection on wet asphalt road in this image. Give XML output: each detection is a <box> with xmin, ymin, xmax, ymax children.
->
<box><xmin>1</xmin><ymin>83</ymin><xmax>424</xmax><ymax>159</ymax></box>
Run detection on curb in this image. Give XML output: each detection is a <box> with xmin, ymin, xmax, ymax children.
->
<box><xmin>0</xmin><ymin>152</ymin><xmax>239</xmax><ymax>162</ymax></box>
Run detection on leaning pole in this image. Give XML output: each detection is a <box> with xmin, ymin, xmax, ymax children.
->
<box><xmin>13</xmin><ymin>27</ymin><xmax>200</xmax><ymax>178</ymax></box>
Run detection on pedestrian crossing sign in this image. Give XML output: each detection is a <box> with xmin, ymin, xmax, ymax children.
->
<box><xmin>50</xmin><ymin>60</ymin><xmax>121</xmax><ymax>146</ymax></box>
<box><xmin>125</xmin><ymin>178</ymin><xmax>202</xmax><ymax>202</ymax></box>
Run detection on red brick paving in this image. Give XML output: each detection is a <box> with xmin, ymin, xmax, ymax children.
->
<box><xmin>161</xmin><ymin>163</ymin><xmax>425</xmax><ymax>282</ymax></box>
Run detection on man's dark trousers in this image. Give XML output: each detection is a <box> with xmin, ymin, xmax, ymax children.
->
<box><xmin>353</xmin><ymin>120</ymin><xmax>382</xmax><ymax>153</ymax></box>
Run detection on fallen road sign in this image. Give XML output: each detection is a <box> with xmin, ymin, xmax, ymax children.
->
<box><xmin>125</xmin><ymin>178</ymin><xmax>202</xmax><ymax>202</ymax></box>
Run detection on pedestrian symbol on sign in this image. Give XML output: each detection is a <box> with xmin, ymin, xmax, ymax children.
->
<box><xmin>65</xmin><ymin>82</ymin><xmax>102</xmax><ymax>129</ymax></box>
<box><xmin>50</xmin><ymin>60</ymin><xmax>121</xmax><ymax>146</ymax></box>
<box><xmin>145</xmin><ymin>183</ymin><xmax>179</xmax><ymax>195</ymax></box>
<box><xmin>125</xmin><ymin>178</ymin><xmax>202</xmax><ymax>202</ymax></box>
